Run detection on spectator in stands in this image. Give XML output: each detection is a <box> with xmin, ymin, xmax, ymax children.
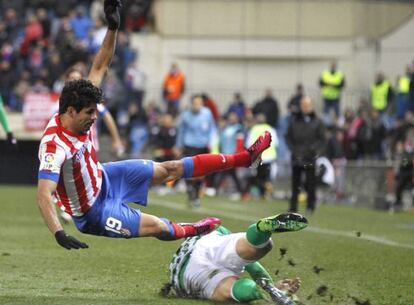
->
<box><xmin>70</xmin><ymin>5</ymin><xmax>93</xmax><ymax>45</ymax></box>
<box><xmin>392</xmin><ymin>136</ymin><xmax>414</xmax><ymax>212</ymax></box>
<box><xmin>20</xmin><ymin>14</ymin><xmax>43</xmax><ymax>57</ymax></box>
<box><xmin>145</xmin><ymin>100</ymin><xmax>161</xmax><ymax>128</ymax></box>
<box><xmin>88</xmin><ymin>17</ymin><xmax>107</xmax><ymax>54</ymax></box>
<box><xmin>252</xmin><ymin>89</ymin><xmax>280</xmax><ymax>128</ymax></box>
<box><xmin>287</xmin><ymin>83</ymin><xmax>304</xmax><ymax>116</ymax></box>
<box><xmin>201</xmin><ymin>93</ymin><xmax>220</xmax><ymax>123</ymax></box>
<box><xmin>125</xmin><ymin>61</ymin><xmax>147</xmax><ymax>108</ymax></box>
<box><xmin>396</xmin><ymin>66</ymin><xmax>411</xmax><ymax>120</ymax></box>
<box><xmin>114</xmin><ymin>31</ymin><xmax>137</xmax><ymax>79</ymax></box>
<box><xmin>124</xmin><ymin>0</ymin><xmax>153</xmax><ymax>32</ymax></box>
<box><xmin>150</xmin><ymin>113</ymin><xmax>177</xmax><ymax>162</ymax></box>
<box><xmin>163</xmin><ymin>63</ymin><xmax>185</xmax><ymax>117</ymax></box>
<box><xmin>286</xmin><ymin>96</ymin><xmax>326</xmax><ymax>214</ymax></box>
<box><xmin>357</xmin><ymin>110</ymin><xmax>386</xmax><ymax>160</ymax></box>
<box><xmin>101</xmin><ymin>68</ymin><xmax>127</xmax><ymax>121</ymax></box>
<box><xmin>226</xmin><ymin>92</ymin><xmax>246</xmax><ymax>122</ymax></box>
<box><xmin>0</xmin><ymin>60</ymin><xmax>18</xmax><ymax>109</ymax></box>
<box><xmin>3</xmin><ymin>8</ymin><xmax>20</xmax><ymax>43</ymax></box>
<box><xmin>13</xmin><ymin>70</ymin><xmax>32</xmax><ymax>110</ymax></box>
<box><xmin>319</xmin><ymin>61</ymin><xmax>345</xmax><ymax>120</ymax></box>
<box><xmin>176</xmin><ymin>95</ymin><xmax>217</xmax><ymax>208</ymax></box>
<box><xmin>371</xmin><ymin>72</ymin><xmax>394</xmax><ymax>114</ymax></box>
<box><xmin>410</xmin><ymin>60</ymin><xmax>414</xmax><ymax>112</ymax></box>
<box><xmin>326</xmin><ymin>127</ymin><xmax>347</xmax><ymax>199</ymax></box>
<box><xmin>127</xmin><ymin>102</ymin><xmax>149</xmax><ymax>158</ymax></box>
<box><xmin>246</xmin><ymin>113</ymin><xmax>278</xmax><ymax>200</ymax></box>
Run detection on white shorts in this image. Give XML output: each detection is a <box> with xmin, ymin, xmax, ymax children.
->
<box><xmin>182</xmin><ymin>232</ymin><xmax>253</xmax><ymax>299</ymax></box>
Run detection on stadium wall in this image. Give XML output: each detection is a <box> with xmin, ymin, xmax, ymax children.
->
<box><xmin>133</xmin><ymin>0</ymin><xmax>414</xmax><ymax>112</ymax></box>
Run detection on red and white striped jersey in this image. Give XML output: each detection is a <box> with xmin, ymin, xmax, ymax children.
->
<box><xmin>38</xmin><ymin>114</ymin><xmax>103</xmax><ymax>216</ymax></box>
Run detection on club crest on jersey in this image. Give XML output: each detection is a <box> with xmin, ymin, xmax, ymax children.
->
<box><xmin>73</xmin><ymin>145</ymin><xmax>87</xmax><ymax>163</ymax></box>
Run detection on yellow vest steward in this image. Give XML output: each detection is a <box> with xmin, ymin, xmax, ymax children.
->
<box><xmin>398</xmin><ymin>76</ymin><xmax>410</xmax><ymax>94</ymax></box>
<box><xmin>371</xmin><ymin>81</ymin><xmax>390</xmax><ymax>111</ymax></box>
<box><xmin>321</xmin><ymin>70</ymin><xmax>344</xmax><ymax>100</ymax></box>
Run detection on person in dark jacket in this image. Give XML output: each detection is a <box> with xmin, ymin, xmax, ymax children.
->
<box><xmin>285</xmin><ymin>96</ymin><xmax>326</xmax><ymax>214</ymax></box>
<box><xmin>252</xmin><ymin>89</ymin><xmax>280</xmax><ymax>128</ymax></box>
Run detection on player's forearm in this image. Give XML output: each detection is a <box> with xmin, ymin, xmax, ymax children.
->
<box><xmin>37</xmin><ymin>193</ymin><xmax>63</xmax><ymax>234</ymax></box>
<box><xmin>88</xmin><ymin>29</ymin><xmax>117</xmax><ymax>87</ymax></box>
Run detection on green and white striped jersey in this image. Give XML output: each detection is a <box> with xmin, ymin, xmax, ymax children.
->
<box><xmin>169</xmin><ymin>226</ymin><xmax>232</xmax><ymax>295</ymax></box>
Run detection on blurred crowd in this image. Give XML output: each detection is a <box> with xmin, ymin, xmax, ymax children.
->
<box><xmin>0</xmin><ymin>0</ymin><xmax>152</xmax><ymax>111</ymax></box>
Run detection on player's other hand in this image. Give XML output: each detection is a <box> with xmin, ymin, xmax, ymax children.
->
<box><xmin>54</xmin><ymin>230</ymin><xmax>89</xmax><ymax>250</ymax></box>
<box><xmin>6</xmin><ymin>132</ymin><xmax>17</xmax><ymax>146</ymax></box>
<box><xmin>104</xmin><ymin>0</ymin><xmax>122</xmax><ymax>31</ymax></box>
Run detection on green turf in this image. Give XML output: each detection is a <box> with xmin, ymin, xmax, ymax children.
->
<box><xmin>0</xmin><ymin>185</ymin><xmax>413</xmax><ymax>305</ymax></box>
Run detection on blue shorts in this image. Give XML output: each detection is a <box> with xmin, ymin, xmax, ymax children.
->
<box><xmin>73</xmin><ymin>160</ymin><xmax>154</xmax><ymax>238</ymax></box>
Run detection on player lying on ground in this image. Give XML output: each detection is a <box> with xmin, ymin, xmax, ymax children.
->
<box><xmin>167</xmin><ymin>213</ymin><xmax>307</xmax><ymax>305</ymax></box>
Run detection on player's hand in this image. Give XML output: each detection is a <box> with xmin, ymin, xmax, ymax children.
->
<box><xmin>112</xmin><ymin>139</ymin><xmax>125</xmax><ymax>158</ymax></box>
<box><xmin>6</xmin><ymin>132</ymin><xmax>17</xmax><ymax>146</ymax></box>
<box><xmin>104</xmin><ymin>0</ymin><xmax>122</xmax><ymax>31</ymax></box>
<box><xmin>54</xmin><ymin>230</ymin><xmax>89</xmax><ymax>250</ymax></box>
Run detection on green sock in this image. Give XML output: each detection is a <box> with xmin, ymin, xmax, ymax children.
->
<box><xmin>231</xmin><ymin>278</ymin><xmax>263</xmax><ymax>302</ymax></box>
<box><xmin>0</xmin><ymin>97</ymin><xmax>11</xmax><ymax>133</ymax></box>
<box><xmin>245</xmin><ymin>262</ymin><xmax>274</xmax><ymax>285</ymax></box>
<box><xmin>246</xmin><ymin>224</ymin><xmax>271</xmax><ymax>247</ymax></box>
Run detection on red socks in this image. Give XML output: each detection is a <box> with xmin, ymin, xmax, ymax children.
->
<box><xmin>158</xmin><ymin>218</ymin><xmax>198</xmax><ymax>241</ymax></box>
<box><xmin>192</xmin><ymin>151</ymin><xmax>251</xmax><ymax>177</ymax></box>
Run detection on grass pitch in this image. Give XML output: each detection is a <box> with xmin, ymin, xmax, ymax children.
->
<box><xmin>0</xmin><ymin>185</ymin><xmax>413</xmax><ymax>305</ymax></box>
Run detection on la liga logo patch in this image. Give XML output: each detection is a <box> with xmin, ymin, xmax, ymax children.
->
<box><xmin>44</xmin><ymin>154</ymin><xmax>55</xmax><ymax>164</ymax></box>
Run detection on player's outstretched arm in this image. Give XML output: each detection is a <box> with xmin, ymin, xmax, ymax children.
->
<box><xmin>37</xmin><ymin>179</ymin><xmax>88</xmax><ymax>250</ymax></box>
<box><xmin>88</xmin><ymin>0</ymin><xmax>122</xmax><ymax>87</ymax></box>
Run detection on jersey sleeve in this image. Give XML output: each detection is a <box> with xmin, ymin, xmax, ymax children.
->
<box><xmin>38</xmin><ymin>141</ymin><xmax>66</xmax><ymax>182</ymax></box>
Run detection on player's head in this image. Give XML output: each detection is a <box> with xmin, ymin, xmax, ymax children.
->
<box><xmin>300</xmin><ymin>96</ymin><xmax>314</xmax><ymax>115</ymax></box>
<box><xmin>59</xmin><ymin>79</ymin><xmax>103</xmax><ymax>134</ymax></box>
<box><xmin>191</xmin><ymin>95</ymin><xmax>203</xmax><ymax>113</ymax></box>
<box><xmin>65</xmin><ymin>67</ymin><xmax>84</xmax><ymax>81</ymax></box>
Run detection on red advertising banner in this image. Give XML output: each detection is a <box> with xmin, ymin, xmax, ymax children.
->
<box><xmin>23</xmin><ymin>92</ymin><xmax>59</xmax><ymax>131</ymax></box>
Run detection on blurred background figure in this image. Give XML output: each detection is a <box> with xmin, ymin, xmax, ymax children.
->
<box><xmin>286</xmin><ymin>96</ymin><xmax>326</xmax><ymax>214</ymax></box>
<box><xmin>370</xmin><ymin>72</ymin><xmax>394</xmax><ymax>121</ymax></box>
<box><xmin>150</xmin><ymin>113</ymin><xmax>177</xmax><ymax>163</ymax></box>
<box><xmin>246</xmin><ymin>113</ymin><xmax>278</xmax><ymax>200</ymax></box>
<box><xmin>176</xmin><ymin>95</ymin><xmax>217</xmax><ymax>208</ymax></box>
<box><xmin>319</xmin><ymin>61</ymin><xmax>345</xmax><ymax>124</ymax></box>
<box><xmin>288</xmin><ymin>83</ymin><xmax>304</xmax><ymax>116</ymax></box>
<box><xmin>163</xmin><ymin>63</ymin><xmax>185</xmax><ymax>117</ymax></box>
<box><xmin>392</xmin><ymin>129</ymin><xmax>414</xmax><ymax>212</ymax></box>
<box><xmin>213</xmin><ymin>111</ymin><xmax>245</xmax><ymax>200</ymax></box>
<box><xmin>252</xmin><ymin>89</ymin><xmax>280</xmax><ymax>129</ymax></box>
<box><xmin>396</xmin><ymin>66</ymin><xmax>411</xmax><ymax>120</ymax></box>
<box><xmin>226</xmin><ymin>92</ymin><xmax>246</xmax><ymax>122</ymax></box>
<box><xmin>125</xmin><ymin>61</ymin><xmax>147</xmax><ymax>109</ymax></box>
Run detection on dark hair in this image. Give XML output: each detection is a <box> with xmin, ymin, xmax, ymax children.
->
<box><xmin>59</xmin><ymin>79</ymin><xmax>102</xmax><ymax>114</ymax></box>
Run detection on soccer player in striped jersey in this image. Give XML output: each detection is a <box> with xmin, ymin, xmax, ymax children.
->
<box><xmin>168</xmin><ymin>213</ymin><xmax>307</xmax><ymax>305</ymax></box>
<box><xmin>37</xmin><ymin>0</ymin><xmax>272</xmax><ymax>249</ymax></box>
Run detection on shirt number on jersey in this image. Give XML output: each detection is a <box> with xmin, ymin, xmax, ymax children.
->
<box><xmin>105</xmin><ymin>217</ymin><xmax>122</xmax><ymax>234</ymax></box>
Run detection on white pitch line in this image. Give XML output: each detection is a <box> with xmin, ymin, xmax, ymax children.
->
<box><xmin>150</xmin><ymin>197</ymin><xmax>414</xmax><ymax>251</ymax></box>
